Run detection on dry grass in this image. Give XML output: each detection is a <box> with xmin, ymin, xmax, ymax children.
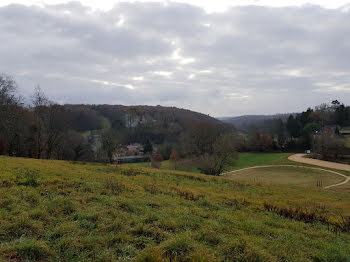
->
<box><xmin>0</xmin><ymin>156</ymin><xmax>349</xmax><ymax>261</ymax></box>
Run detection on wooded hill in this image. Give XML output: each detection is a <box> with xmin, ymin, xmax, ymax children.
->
<box><xmin>66</xmin><ymin>104</ymin><xmax>220</xmax><ymax>130</ymax></box>
<box><xmin>0</xmin><ymin>74</ymin><xmax>227</xmax><ymax>162</ymax></box>
<box><xmin>64</xmin><ymin>104</ymin><xmax>222</xmax><ymax>144</ymax></box>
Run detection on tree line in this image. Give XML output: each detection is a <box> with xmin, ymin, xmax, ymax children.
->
<box><xmin>0</xmin><ymin>74</ymin><xmax>238</xmax><ymax>174</ymax></box>
<box><xmin>236</xmin><ymin>100</ymin><xmax>350</xmax><ymax>161</ymax></box>
<box><xmin>0</xmin><ymin>75</ymin><xmax>95</xmax><ymax>160</ymax></box>
<box><xmin>3</xmin><ymin>73</ymin><xmax>347</xmax><ymax>173</ymax></box>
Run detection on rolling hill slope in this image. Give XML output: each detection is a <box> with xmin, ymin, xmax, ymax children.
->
<box><xmin>0</xmin><ymin>156</ymin><xmax>349</xmax><ymax>261</ymax></box>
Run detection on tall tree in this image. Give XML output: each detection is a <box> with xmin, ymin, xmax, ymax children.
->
<box><xmin>335</xmin><ymin>103</ymin><xmax>347</xmax><ymax>126</ymax></box>
<box><xmin>45</xmin><ymin>105</ymin><xmax>68</xmax><ymax>159</ymax></box>
<box><xmin>144</xmin><ymin>139</ymin><xmax>153</xmax><ymax>154</ymax></box>
<box><xmin>0</xmin><ymin>74</ymin><xmax>21</xmax><ymax>155</ymax></box>
<box><xmin>286</xmin><ymin>115</ymin><xmax>299</xmax><ymax>138</ymax></box>
<box><xmin>276</xmin><ymin>119</ymin><xmax>287</xmax><ymax>149</ymax></box>
<box><xmin>31</xmin><ymin>86</ymin><xmax>49</xmax><ymax>159</ymax></box>
<box><xmin>101</xmin><ymin>130</ymin><xmax>119</xmax><ymax>164</ymax></box>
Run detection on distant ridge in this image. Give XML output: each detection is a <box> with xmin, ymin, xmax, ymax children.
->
<box><xmin>219</xmin><ymin>113</ymin><xmax>297</xmax><ymax>130</ymax></box>
<box><xmin>65</xmin><ymin>104</ymin><xmax>221</xmax><ymax>125</ymax></box>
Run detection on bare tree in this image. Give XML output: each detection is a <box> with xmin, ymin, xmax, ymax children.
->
<box><xmin>45</xmin><ymin>105</ymin><xmax>68</xmax><ymax>159</ymax></box>
<box><xmin>180</xmin><ymin>120</ymin><xmax>223</xmax><ymax>157</ymax></box>
<box><xmin>0</xmin><ymin>74</ymin><xmax>20</xmax><ymax>107</ymax></box>
<box><xmin>58</xmin><ymin>130</ymin><xmax>93</xmax><ymax>161</ymax></box>
<box><xmin>31</xmin><ymin>86</ymin><xmax>49</xmax><ymax>159</ymax></box>
<box><xmin>313</xmin><ymin>131</ymin><xmax>345</xmax><ymax>160</ymax></box>
<box><xmin>0</xmin><ymin>74</ymin><xmax>22</xmax><ymax>155</ymax></box>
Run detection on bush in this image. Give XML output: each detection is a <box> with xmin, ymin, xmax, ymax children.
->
<box><xmin>169</xmin><ymin>149</ymin><xmax>180</xmax><ymax>169</ymax></box>
<box><xmin>151</xmin><ymin>154</ymin><xmax>163</xmax><ymax>169</ymax></box>
<box><xmin>195</xmin><ymin>133</ymin><xmax>237</xmax><ymax>176</ymax></box>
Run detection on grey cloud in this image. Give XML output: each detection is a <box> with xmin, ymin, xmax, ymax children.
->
<box><xmin>0</xmin><ymin>2</ymin><xmax>350</xmax><ymax>116</ymax></box>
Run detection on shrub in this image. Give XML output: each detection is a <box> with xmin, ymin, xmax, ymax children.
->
<box><xmin>169</xmin><ymin>149</ymin><xmax>180</xmax><ymax>169</ymax></box>
<box><xmin>151</xmin><ymin>154</ymin><xmax>163</xmax><ymax>169</ymax></box>
<box><xmin>194</xmin><ymin>133</ymin><xmax>238</xmax><ymax>176</ymax></box>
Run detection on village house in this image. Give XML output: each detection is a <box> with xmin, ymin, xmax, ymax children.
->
<box><xmin>113</xmin><ymin>143</ymin><xmax>149</xmax><ymax>164</ymax></box>
<box><xmin>339</xmin><ymin>128</ymin><xmax>350</xmax><ymax>137</ymax></box>
<box><xmin>115</xmin><ymin>143</ymin><xmax>144</xmax><ymax>157</ymax></box>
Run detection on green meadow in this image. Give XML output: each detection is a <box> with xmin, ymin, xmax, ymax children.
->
<box><xmin>225</xmin><ymin>166</ymin><xmax>344</xmax><ymax>187</ymax></box>
<box><xmin>126</xmin><ymin>153</ymin><xmax>291</xmax><ymax>173</ymax></box>
<box><xmin>226</xmin><ymin>153</ymin><xmax>291</xmax><ymax>170</ymax></box>
<box><xmin>0</xmin><ymin>156</ymin><xmax>350</xmax><ymax>261</ymax></box>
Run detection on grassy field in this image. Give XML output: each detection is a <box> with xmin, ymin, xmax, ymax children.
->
<box><xmin>0</xmin><ymin>156</ymin><xmax>350</xmax><ymax>261</ymax></box>
<box><xmin>126</xmin><ymin>153</ymin><xmax>291</xmax><ymax>174</ymax></box>
<box><xmin>225</xmin><ymin>166</ymin><xmax>345</xmax><ymax>187</ymax></box>
<box><xmin>226</xmin><ymin>153</ymin><xmax>291</xmax><ymax>171</ymax></box>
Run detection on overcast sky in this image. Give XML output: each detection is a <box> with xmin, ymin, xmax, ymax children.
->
<box><xmin>1</xmin><ymin>1</ymin><xmax>350</xmax><ymax>117</ymax></box>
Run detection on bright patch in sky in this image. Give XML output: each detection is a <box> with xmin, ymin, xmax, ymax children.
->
<box><xmin>132</xmin><ymin>76</ymin><xmax>144</xmax><ymax>81</ymax></box>
<box><xmin>153</xmin><ymin>71</ymin><xmax>173</xmax><ymax>78</ymax></box>
<box><xmin>124</xmin><ymin>84</ymin><xmax>135</xmax><ymax>90</ymax></box>
<box><xmin>171</xmin><ymin>48</ymin><xmax>196</xmax><ymax>64</ymax></box>
<box><xmin>188</xmin><ymin>74</ymin><xmax>196</xmax><ymax>79</ymax></box>
<box><xmin>226</xmin><ymin>93</ymin><xmax>250</xmax><ymax>100</ymax></box>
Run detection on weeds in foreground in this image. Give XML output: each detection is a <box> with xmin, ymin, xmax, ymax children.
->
<box><xmin>104</xmin><ymin>177</ymin><xmax>126</xmax><ymax>195</ymax></box>
<box><xmin>264</xmin><ymin>202</ymin><xmax>350</xmax><ymax>234</ymax></box>
<box><xmin>15</xmin><ymin>169</ymin><xmax>39</xmax><ymax>187</ymax></box>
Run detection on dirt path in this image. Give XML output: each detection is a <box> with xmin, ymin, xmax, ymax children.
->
<box><xmin>287</xmin><ymin>154</ymin><xmax>350</xmax><ymax>189</ymax></box>
<box><xmin>288</xmin><ymin>154</ymin><xmax>350</xmax><ymax>171</ymax></box>
<box><xmin>223</xmin><ymin>163</ymin><xmax>349</xmax><ymax>189</ymax></box>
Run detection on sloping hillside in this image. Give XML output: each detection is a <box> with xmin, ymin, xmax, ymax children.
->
<box><xmin>64</xmin><ymin>104</ymin><xmax>224</xmax><ymax>145</ymax></box>
<box><xmin>0</xmin><ymin>156</ymin><xmax>349</xmax><ymax>261</ymax></box>
<box><xmin>66</xmin><ymin>104</ymin><xmax>221</xmax><ymax>130</ymax></box>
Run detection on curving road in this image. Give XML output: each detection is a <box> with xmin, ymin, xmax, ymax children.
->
<box><xmin>288</xmin><ymin>154</ymin><xmax>350</xmax><ymax>171</ymax></box>
<box><xmin>287</xmin><ymin>154</ymin><xmax>350</xmax><ymax>189</ymax></box>
<box><xmin>223</xmin><ymin>154</ymin><xmax>350</xmax><ymax>189</ymax></box>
